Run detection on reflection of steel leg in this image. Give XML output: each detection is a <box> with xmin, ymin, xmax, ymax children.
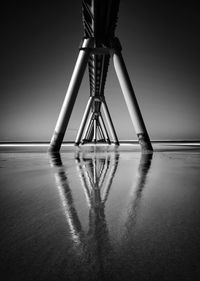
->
<box><xmin>102</xmin><ymin>101</ymin><xmax>119</xmax><ymax>145</ymax></box>
<box><xmin>75</xmin><ymin>151</ymin><xmax>119</xmax><ymax>264</ymax></box>
<box><xmin>125</xmin><ymin>153</ymin><xmax>152</xmax><ymax>232</ymax></box>
<box><xmin>99</xmin><ymin>114</ymin><xmax>111</xmax><ymax>144</ymax></box>
<box><xmin>134</xmin><ymin>153</ymin><xmax>152</xmax><ymax>200</ymax></box>
<box><xmin>99</xmin><ymin>156</ymin><xmax>111</xmax><ymax>188</ymax></box>
<box><xmin>98</xmin><ymin>158</ymin><xmax>107</xmax><ymax>184</ymax></box>
<box><xmin>93</xmin><ymin>157</ymin><xmax>97</xmax><ymax>184</ymax></box>
<box><xmin>85</xmin><ymin>159</ymin><xmax>95</xmax><ymax>189</ymax></box>
<box><xmin>75</xmin><ymin>157</ymin><xmax>92</xmax><ymax>207</ymax></box>
<box><xmin>75</xmin><ymin>97</ymin><xmax>93</xmax><ymax>145</ymax></box>
<box><xmin>49</xmin><ymin>38</ymin><xmax>93</xmax><ymax>152</ymax></box>
<box><xmin>102</xmin><ymin>153</ymin><xmax>119</xmax><ymax>202</ymax></box>
<box><xmin>113</xmin><ymin>50</ymin><xmax>153</xmax><ymax>152</ymax></box>
<box><xmin>49</xmin><ymin>152</ymin><xmax>83</xmax><ymax>244</ymax></box>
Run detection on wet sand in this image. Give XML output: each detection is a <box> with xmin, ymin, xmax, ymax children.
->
<box><xmin>0</xmin><ymin>144</ymin><xmax>200</xmax><ymax>281</ymax></box>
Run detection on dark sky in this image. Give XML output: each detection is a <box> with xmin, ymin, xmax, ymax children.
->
<box><xmin>1</xmin><ymin>1</ymin><xmax>200</xmax><ymax>141</ymax></box>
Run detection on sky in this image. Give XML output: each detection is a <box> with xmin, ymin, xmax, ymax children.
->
<box><xmin>0</xmin><ymin>1</ymin><xmax>200</xmax><ymax>141</ymax></box>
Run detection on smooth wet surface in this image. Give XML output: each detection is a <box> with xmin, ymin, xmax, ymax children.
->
<box><xmin>0</xmin><ymin>144</ymin><xmax>200</xmax><ymax>281</ymax></box>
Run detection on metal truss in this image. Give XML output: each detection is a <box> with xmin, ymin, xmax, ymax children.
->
<box><xmin>49</xmin><ymin>0</ymin><xmax>153</xmax><ymax>152</ymax></box>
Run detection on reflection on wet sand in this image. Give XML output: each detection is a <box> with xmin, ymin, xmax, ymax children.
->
<box><xmin>1</xmin><ymin>147</ymin><xmax>199</xmax><ymax>280</ymax></box>
<box><xmin>125</xmin><ymin>153</ymin><xmax>152</xmax><ymax>235</ymax></box>
<box><xmin>49</xmin><ymin>151</ymin><xmax>152</xmax><ymax>280</ymax></box>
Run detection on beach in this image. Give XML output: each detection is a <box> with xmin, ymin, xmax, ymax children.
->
<box><xmin>0</xmin><ymin>143</ymin><xmax>200</xmax><ymax>280</ymax></box>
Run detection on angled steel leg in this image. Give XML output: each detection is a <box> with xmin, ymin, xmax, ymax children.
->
<box><xmin>97</xmin><ymin>120</ymin><xmax>106</xmax><ymax>141</ymax></box>
<box><xmin>102</xmin><ymin>100</ymin><xmax>119</xmax><ymax>145</ymax></box>
<box><xmin>84</xmin><ymin>114</ymin><xmax>94</xmax><ymax>142</ymax></box>
<box><xmin>87</xmin><ymin>118</ymin><xmax>94</xmax><ymax>142</ymax></box>
<box><xmin>113</xmin><ymin>48</ymin><xmax>153</xmax><ymax>151</ymax></box>
<box><xmin>93</xmin><ymin>118</ymin><xmax>97</xmax><ymax>143</ymax></box>
<box><xmin>75</xmin><ymin>96</ymin><xmax>93</xmax><ymax>145</ymax></box>
<box><xmin>96</xmin><ymin>120</ymin><xmax>102</xmax><ymax>140</ymax></box>
<box><xmin>99</xmin><ymin>113</ymin><xmax>111</xmax><ymax>144</ymax></box>
<box><xmin>81</xmin><ymin>112</ymin><xmax>93</xmax><ymax>142</ymax></box>
<box><xmin>49</xmin><ymin>38</ymin><xmax>93</xmax><ymax>152</ymax></box>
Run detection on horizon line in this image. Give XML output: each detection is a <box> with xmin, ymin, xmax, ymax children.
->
<box><xmin>0</xmin><ymin>140</ymin><xmax>200</xmax><ymax>148</ymax></box>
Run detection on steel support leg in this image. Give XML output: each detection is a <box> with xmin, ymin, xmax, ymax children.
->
<box><xmin>81</xmin><ymin>112</ymin><xmax>93</xmax><ymax>142</ymax></box>
<box><xmin>84</xmin><ymin>113</ymin><xmax>94</xmax><ymax>142</ymax></box>
<box><xmin>87</xmin><ymin>119</ymin><xmax>94</xmax><ymax>142</ymax></box>
<box><xmin>99</xmin><ymin>114</ymin><xmax>111</xmax><ymax>144</ymax></box>
<box><xmin>96</xmin><ymin>120</ymin><xmax>101</xmax><ymax>140</ymax></box>
<box><xmin>113</xmin><ymin>50</ymin><xmax>153</xmax><ymax>151</ymax></box>
<box><xmin>97</xmin><ymin>120</ymin><xmax>105</xmax><ymax>141</ymax></box>
<box><xmin>102</xmin><ymin>101</ymin><xmax>119</xmax><ymax>145</ymax></box>
<box><xmin>75</xmin><ymin>96</ymin><xmax>93</xmax><ymax>145</ymax></box>
<box><xmin>49</xmin><ymin>38</ymin><xmax>93</xmax><ymax>152</ymax></box>
<box><xmin>93</xmin><ymin>118</ymin><xmax>97</xmax><ymax>143</ymax></box>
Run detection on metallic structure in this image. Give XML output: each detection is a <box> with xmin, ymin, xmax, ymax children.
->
<box><xmin>49</xmin><ymin>0</ymin><xmax>153</xmax><ymax>152</ymax></box>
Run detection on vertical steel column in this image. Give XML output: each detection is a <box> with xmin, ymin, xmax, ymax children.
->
<box><xmin>113</xmin><ymin>47</ymin><xmax>153</xmax><ymax>151</ymax></box>
<box><xmin>102</xmin><ymin>101</ymin><xmax>119</xmax><ymax>145</ymax></box>
<box><xmin>75</xmin><ymin>96</ymin><xmax>93</xmax><ymax>145</ymax></box>
<box><xmin>49</xmin><ymin>38</ymin><xmax>93</xmax><ymax>152</ymax></box>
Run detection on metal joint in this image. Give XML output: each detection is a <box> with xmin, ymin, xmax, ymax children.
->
<box><xmin>110</xmin><ymin>37</ymin><xmax>122</xmax><ymax>53</ymax></box>
<box><xmin>79</xmin><ymin>37</ymin><xmax>95</xmax><ymax>50</ymax></box>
